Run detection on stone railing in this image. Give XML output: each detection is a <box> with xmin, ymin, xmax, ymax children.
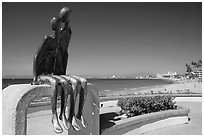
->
<box><xmin>2</xmin><ymin>83</ymin><xmax>99</xmax><ymax>135</ymax></box>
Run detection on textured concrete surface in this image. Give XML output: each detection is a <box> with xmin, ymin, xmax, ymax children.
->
<box><xmin>2</xmin><ymin>84</ymin><xmax>99</xmax><ymax>135</ymax></box>
<box><xmin>27</xmin><ymin>84</ymin><xmax>99</xmax><ymax>135</ymax></box>
<box><xmin>142</xmin><ymin>101</ymin><xmax>202</xmax><ymax>135</ymax></box>
<box><xmin>124</xmin><ymin>116</ymin><xmax>189</xmax><ymax>135</ymax></box>
<box><xmin>2</xmin><ymin>84</ymin><xmax>50</xmax><ymax>135</ymax></box>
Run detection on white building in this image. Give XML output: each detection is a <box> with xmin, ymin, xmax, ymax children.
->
<box><xmin>194</xmin><ymin>70</ymin><xmax>202</xmax><ymax>79</ymax></box>
<box><xmin>157</xmin><ymin>71</ymin><xmax>177</xmax><ymax>79</ymax></box>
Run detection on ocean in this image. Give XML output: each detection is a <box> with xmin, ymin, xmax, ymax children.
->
<box><xmin>2</xmin><ymin>78</ymin><xmax>173</xmax><ymax>96</ymax></box>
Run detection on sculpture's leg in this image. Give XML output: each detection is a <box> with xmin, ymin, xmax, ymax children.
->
<box><xmin>72</xmin><ymin>76</ymin><xmax>88</xmax><ymax>128</ymax></box>
<box><xmin>37</xmin><ymin>75</ymin><xmax>63</xmax><ymax>133</ymax></box>
<box><xmin>68</xmin><ymin>84</ymin><xmax>75</xmax><ymax>129</ymax></box>
<box><xmin>51</xmin><ymin>75</ymin><xmax>71</xmax><ymax>130</ymax></box>
<box><xmin>60</xmin><ymin>75</ymin><xmax>81</xmax><ymax>131</ymax></box>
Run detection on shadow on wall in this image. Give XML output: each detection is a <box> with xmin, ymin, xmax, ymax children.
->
<box><xmin>100</xmin><ymin>112</ymin><xmax>119</xmax><ymax>134</ymax></box>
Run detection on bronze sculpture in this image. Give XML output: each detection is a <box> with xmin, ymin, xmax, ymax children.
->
<box><xmin>32</xmin><ymin>7</ymin><xmax>87</xmax><ymax>133</ymax></box>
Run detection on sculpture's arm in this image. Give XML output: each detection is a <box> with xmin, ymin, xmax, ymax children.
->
<box><xmin>63</xmin><ymin>22</ymin><xmax>72</xmax><ymax>34</ymax></box>
<box><xmin>32</xmin><ymin>36</ymin><xmax>52</xmax><ymax>84</ymax></box>
<box><xmin>35</xmin><ymin>36</ymin><xmax>52</xmax><ymax>58</ymax></box>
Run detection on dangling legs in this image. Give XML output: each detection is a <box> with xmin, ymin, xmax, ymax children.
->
<box><xmin>37</xmin><ymin>75</ymin><xmax>63</xmax><ymax>133</ymax></box>
<box><xmin>51</xmin><ymin>75</ymin><xmax>72</xmax><ymax>130</ymax></box>
<box><xmin>60</xmin><ymin>75</ymin><xmax>81</xmax><ymax>131</ymax></box>
<box><xmin>67</xmin><ymin>83</ymin><xmax>76</xmax><ymax>129</ymax></box>
<box><xmin>72</xmin><ymin>76</ymin><xmax>88</xmax><ymax>128</ymax></box>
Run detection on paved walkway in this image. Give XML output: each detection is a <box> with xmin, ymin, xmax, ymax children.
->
<box><xmin>100</xmin><ymin>97</ymin><xmax>202</xmax><ymax>135</ymax></box>
<box><xmin>151</xmin><ymin>97</ymin><xmax>202</xmax><ymax>135</ymax></box>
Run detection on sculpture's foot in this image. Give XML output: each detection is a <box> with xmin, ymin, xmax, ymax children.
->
<box><xmin>51</xmin><ymin>118</ymin><xmax>63</xmax><ymax>133</ymax></box>
<box><xmin>72</xmin><ymin>116</ymin><xmax>81</xmax><ymax>131</ymax></box>
<box><xmin>59</xmin><ymin>115</ymin><xmax>71</xmax><ymax>130</ymax></box>
<box><xmin>76</xmin><ymin>115</ymin><xmax>88</xmax><ymax>128</ymax></box>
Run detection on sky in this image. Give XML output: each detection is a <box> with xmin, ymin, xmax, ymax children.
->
<box><xmin>2</xmin><ymin>2</ymin><xmax>202</xmax><ymax>77</ymax></box>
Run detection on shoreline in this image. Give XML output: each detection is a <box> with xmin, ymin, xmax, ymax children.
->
<box><xmin>99</xmin><ymin>80</ymin><xmax>202</xmax><ymax>98</ymax></box>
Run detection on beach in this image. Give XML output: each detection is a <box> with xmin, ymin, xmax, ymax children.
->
<box><xmin>100</xmin><ymin>80</ymin><xmax>202</xmax><ymax>97</ymax></box>
<box><xmin>140</xmin><ymin>80</ymin><xmax>202</xmax><ymax>95</ymax></box>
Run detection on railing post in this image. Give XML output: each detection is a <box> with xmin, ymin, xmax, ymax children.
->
<box><xmin>2</xmin><ymin>84</ymin><xmax>50</xmax><ymax>134</ymax></box>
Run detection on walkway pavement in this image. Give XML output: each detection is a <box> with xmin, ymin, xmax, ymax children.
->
<box><xmin>100</xmin><ymin>97</ymin><xmax>202</xmax><ymax>135</ymax></box>
<box><xmin>142</xmin><ymin>100</ymin><xmax>202</xmax><ymax>135</ymax></box>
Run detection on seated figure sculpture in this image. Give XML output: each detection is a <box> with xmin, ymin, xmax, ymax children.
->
<box><xmin>32</xmin><ymin>16</ymin><xmax>72</xmax><ymax>133</ymax></box>
<box><xmin>56</xmin><ymin>7</ymin><xmax>88</xmax><ymax>130</ymax></box>
<box><xmin>32</xmin><ymin>7</ymin><xmax>88</xmax><ymax>133</ymax></box>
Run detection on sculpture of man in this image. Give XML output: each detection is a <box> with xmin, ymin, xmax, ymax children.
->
<box><xmin>57</xmin><ymin>7</ymin><xmax>88</xmax><ymax>130</ymax></box>
<box><xmin>32</xmin><ymin>7</ymin><xmax>88</xmax><ymax>133</ymax></box>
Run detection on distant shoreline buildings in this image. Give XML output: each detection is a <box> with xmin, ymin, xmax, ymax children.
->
<box><xmin>157</xmin><ymin>70</ymin><xmax>202</xmax><ymax>80</ymax></box>
<box><xmin>156</xmin><ymin>71</ymin><xmax>177</xmax><ymax>79</ymax></box>
<box><xmin>192</xmin><ymin>70</ymin><xmax>202</xmax><ymax>79</ymax></box>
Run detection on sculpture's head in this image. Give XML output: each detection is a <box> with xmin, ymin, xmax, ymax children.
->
<box><xmin>50</xmin><ymin>17</ymin><xmax>62</xmax><ymax>32</ymax></box>
<box><xmin>59</xmin><ymin>7</ymin><xmax>72</xmax><ymax>23</ymax></box>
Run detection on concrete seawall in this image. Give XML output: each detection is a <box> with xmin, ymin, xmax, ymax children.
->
<box><xmin>2</xmin><ymin>83</ymin><xmax>99</xmax><ymax>135</ymax></box>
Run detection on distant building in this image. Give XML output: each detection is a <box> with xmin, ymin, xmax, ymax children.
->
<box><xmin>194</xmin><ymin>70</ymin><xmax>202</xmax><ymax>79</ymax></box>
<box><xmin>157</xmin><ymin>71</ymin><xmax>177</xmax><ymax>79</ymax></box>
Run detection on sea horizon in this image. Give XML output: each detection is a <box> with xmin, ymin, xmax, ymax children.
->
<box><xmin>2</xmin><ymin>78</ymin><xmax>174</xmax><ymax>96</ymax></box>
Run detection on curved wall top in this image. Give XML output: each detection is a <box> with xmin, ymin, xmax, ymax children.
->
<box><xmin>2</xmin><ymin>84</ymin><xmax>99</xmax><ymax>135</ymax></box>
